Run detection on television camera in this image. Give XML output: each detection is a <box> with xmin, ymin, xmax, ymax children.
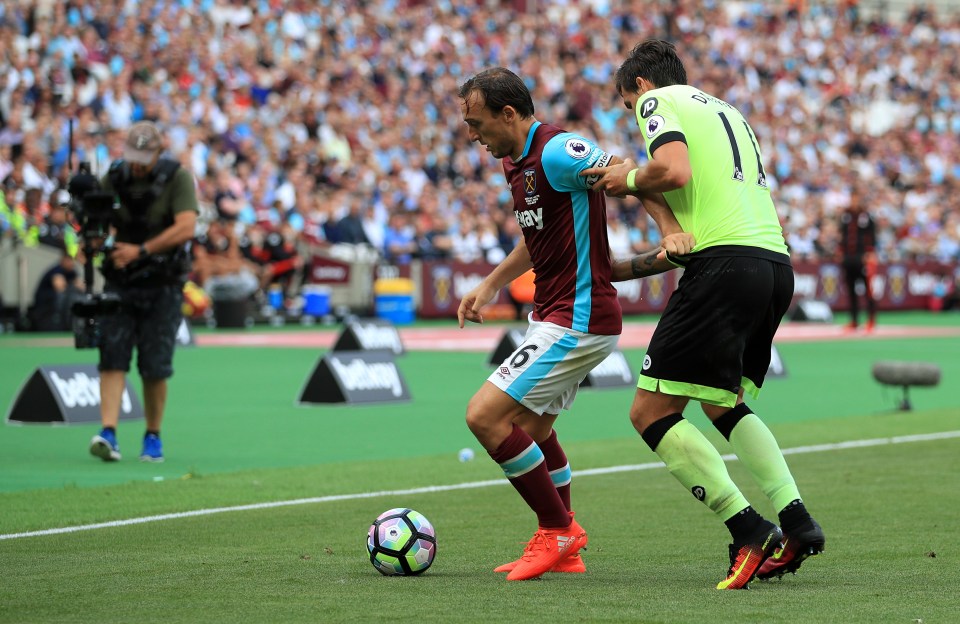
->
<box><xmin>67</xmin><ymin>163</ymin><xmax>122</xmax><ymax>349</ymax></box>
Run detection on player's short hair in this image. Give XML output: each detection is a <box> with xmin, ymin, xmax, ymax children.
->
<box><xmin>458</xmin><ymin>67</ymin><xmax>535</xmax><ymax>118</ymax></box>
<box><xmin>615</xmin><ymin>39</ymin><xmax>688</xmax><ymax>94</ymax></box>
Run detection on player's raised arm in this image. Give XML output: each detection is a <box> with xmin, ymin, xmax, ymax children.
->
<box><xmin>581</xmin><ymin>145</ymin><xmax>692</xmax><ymax>198</ymax></box>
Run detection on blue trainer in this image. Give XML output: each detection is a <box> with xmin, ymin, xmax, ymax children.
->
<box><xmin>90</xmin><ymin>429</ymin><xmax>121</xmax><ymax>462</ymax></box>
<box><xmin>140</xmin><ymin>433</ymin><xmax>164</xmax><ymax>462</ymax></box>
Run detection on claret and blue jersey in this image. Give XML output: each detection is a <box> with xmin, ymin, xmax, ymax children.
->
<box><xmin>502</xmin><ymin>122</ymin><xmax>622</xmax><ymax>336</ymax></box>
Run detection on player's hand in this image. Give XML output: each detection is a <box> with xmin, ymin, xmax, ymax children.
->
<box><xmin>661</xmin><ymin>232</ymin><xmax>695</xmax><ymax>257</ymax></box>
<box><xmin>581</xmin><ymin>158</ymin><xmax>637</xmax><ymax>198</ymax></box>
<box><xmin>457</xmin><ymin>284</ymin><xmax>497</xmax><ymax>328</ymax></box>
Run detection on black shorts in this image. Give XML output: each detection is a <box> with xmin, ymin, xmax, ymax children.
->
<box><xmin>638</xmin><ymin>248</ymin><xmax>793</xmax><ymax>407</ymax></box>
<box><xmin>98</xmin><ymin>284</ymin><xmax>183</xmax><ymax>379</ymax></box>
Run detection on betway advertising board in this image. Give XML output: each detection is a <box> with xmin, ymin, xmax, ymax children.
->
<box><xmin>298</xmin><ymin>351</ymin><xmax>411</xmax><ymax>406</ymax></box>
<box><xmin>407</xmin><ymin>259</ymin><xmax>958</xmax><ymax>318</ymax></box>
<box><xmin>332</xmin><ymin>318</ymin><xmax>405</xmax><ymax>355</ymax></box>
<box><xmin>6</xmin><ymin>364</ymin><xmax>143</xmax><ymax>425</ymax></box>
<box><xmin>412</xmin><ymin>260</ymin><xmax>681</xmax><ymax>317</ymax></box>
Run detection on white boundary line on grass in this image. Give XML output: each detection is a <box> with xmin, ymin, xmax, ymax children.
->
<box><xmin>2</xmin><ymin>430</ymin><xmax>959</xmax><ymax>541</ymax></box>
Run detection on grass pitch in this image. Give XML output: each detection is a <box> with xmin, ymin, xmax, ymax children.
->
<box><xmin>1</xmin><ymin>313</ymin><xmax>958</xmax><ymax>623</ymax></box>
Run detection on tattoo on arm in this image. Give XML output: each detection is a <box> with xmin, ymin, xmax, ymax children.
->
<box><xmin>631</xmin><ymin>248</ymin><xmax>662</xmax><ymax>278</ymax></box>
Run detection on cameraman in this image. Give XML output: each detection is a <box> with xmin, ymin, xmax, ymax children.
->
<box><xmin>88</xmin><ymin>122</ymin><xmax>198</xmax><ymax>463</ymax></box>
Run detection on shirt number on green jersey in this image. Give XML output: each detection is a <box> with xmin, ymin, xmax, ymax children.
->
<box><xmin>716</xmin><ymin>112</ymin><xmax>768</xmax><ymax>188</ymax></box>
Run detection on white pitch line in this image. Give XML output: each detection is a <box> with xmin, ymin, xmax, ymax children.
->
<box><xmin>2</xmin><ymin>430</ymin><xmax>959</xmax><ymax>541</ymax></box>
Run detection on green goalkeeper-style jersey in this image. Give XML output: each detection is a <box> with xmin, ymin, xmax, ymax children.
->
<box><xmin>635</xmin><ymin>84</ymin><xmax>789</xmax><ymax>257</ymax></box>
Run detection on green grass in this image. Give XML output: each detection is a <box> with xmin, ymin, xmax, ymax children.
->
<box><xmin>1</xmin><ymin>314</ymin><xmax>959</xmax><ymax>623</ymax></box>
<box><xmin>0</xmin><ymin>423</ymin><xmax>957</xmax><ymax>623</ymax></box>
<box><xmin>2</xmin><ymin>330</ymin><xmax>958</xmax><ymax>493</ymax></box>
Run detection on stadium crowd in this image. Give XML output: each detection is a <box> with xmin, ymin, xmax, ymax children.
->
<box><xmin>1</xmin><ymin>0</ymin><xmax>959</xmax><ymax>312</ymax></box>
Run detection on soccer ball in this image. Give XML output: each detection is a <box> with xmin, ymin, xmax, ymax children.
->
<box><xmin>366</xmin><ymin>508</ymin><xmax>437</xmax><ymax>576</ymax></box>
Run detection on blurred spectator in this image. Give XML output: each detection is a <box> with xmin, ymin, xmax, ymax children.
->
<box><xmin>628</xmin><ymin>212</ymin><xmax>658</xmax><ymax>254</ymax></box>
<box><xmin>335</xmin><ymin>195</ymin><xmax>372</xmax><ymax>246</ymax></box>
<box><xmin>838</xmin><ymin>187</ymin><xmax>878</xmax><ymax>331</ymax></box>
<box><xmin>412</xmin><ymin>215</ymin><xmax>452</xmax><ymax>261</ymax></box>
<box><xmin>30</xmin><ymin>248</ymin><xmax>83</xmax><ymax>331</ymax></box>
<box><xmin>0</xmin><ymin>0</ymin><xmax>956</xmax><ymax>310</ymax></box>
<box><xmin>35</xmin><ymin>189</ymin><xmax>78</xmax><ymax>256</ymax></box>
<box><xmin>212</xmin><ymin>168</ymin><xmax>244</xmax><ymax>222</ymax></box>
<box><xmin>191</xmin><ymin>220</ymin><xmax>259</xmax><ymax>303</ymax></box>
<box><xmin>606</xmin><ymin>206</ymin><xmax>632</xmax><ymax>259</ymax></box>
<box><xmin>787</xmin><ymin>225</ymin><xmax>820</xmax><ymax>262</ymax></box>
<box><xmin>489</xmin><ymin>214</ymin><xmax>518</xmax><ymax>265</ymax></box>
<box><xmin>450</xmin><ymin>213</ymin><xmax>483</xmax><ymax>263</ymax></box>
<box><xmin>243</xmin><ymin>223</ymin><xmax>302</xmax><ymax>294</ymax></box>
<box><xmin>383</xmin><ymin>211</ymin><xmax>416</xmax><ymax>265</ymax></box>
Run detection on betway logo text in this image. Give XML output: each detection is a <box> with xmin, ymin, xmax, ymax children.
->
<box><xmin>352</xmin><ymin>324</ymin><xmax>402</xmax><ymax>353</ymax></box>
<box><xmin>329</xmin><ymin>357</ymin><xmax>403</xmax><ymax>397</ymax></box>
<box><xmin>515</xmin><ymin>207</ymin><xmax>544</xmax><ymax>230</ymax></box>
<box><xmin>49</xmin><ymin>372</ymin><xmax>134</xmax><ymax>413</ymax></box>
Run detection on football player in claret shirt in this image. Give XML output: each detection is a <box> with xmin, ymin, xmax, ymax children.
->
<box><xmin>583</xmin><ymin>39</ymin><xmax>825</xmax><ymax>590</ymax></box>
<box><xmin>456</xmin><ymin>67</ymin><xmax>692</xmax><ymax>581</ymax></box>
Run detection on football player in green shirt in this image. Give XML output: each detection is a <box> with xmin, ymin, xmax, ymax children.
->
<box><xmin>583</xmin><ymin>39</ymin><xmax>824</xmax><ymax>590</ymax></box>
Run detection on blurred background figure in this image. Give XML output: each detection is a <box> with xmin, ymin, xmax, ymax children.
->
<box><xmin>242</xmin><ymin>223</ymin><xmax>303</xmax><ymax>301</ymax></box>
<box><xmin>838</xmin><ymin>186</ymin><xmax>878</xmax><ymax>331</ymax></box>
<box><xmin>36</xmin><ymin>189</ymin><xmax>79</xmax><ymax>256</ymax></box>
<box><xmin>191</xmin><ymin>219</ymin><xmax>259</xmax><ymax>305</ymax></box>
<box><xmin>606</xmin><ymin>205</ymin><xmax>632</xmax><ymax>260</ymax></box>
<box><xmin>0</xmin><ymin>0</ymin><xmax>957</xmax><ymax>333</ymax></box>
<box><xmin>29</xmin><ymin>246</ymin><xmax>83</xmax><ymax>331</ymax></box>
<box><xmin>382</xmin><ymin>212</ymin><xmax>416</xmax><ymax>265</ymax></box>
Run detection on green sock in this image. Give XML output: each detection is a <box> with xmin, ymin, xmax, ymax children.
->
<box><xmin>727</xmin><ymin>413</ymin><xmax>801</xmax><ymax>513</ymax></box>
<box><xmin>652</xmin><ymin>419</ymin><xmax>750</xmax><ymax>522</ymax></box>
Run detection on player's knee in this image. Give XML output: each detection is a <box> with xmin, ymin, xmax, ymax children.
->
<box><xmin>629</xmin><ymin>407</ymin><xmax>663</xmax><ymax>435</ymax></box>
<box><xmin>465</xmin><ymin>393</ymin><xmax>517</xmax><ymax>444</ymax></box>
<box><xmin>628</xmin><ymin>404</ymin><xmax>650</xmax><ymax>434</ymax></box>
<box><xmin>629</xmin><ymin>393</ymin><xmax>685</xmax><ymax>434</ymax></box>
<box><xmin>464</xmin><ymin>395</ymin><xmax>490</xmax><ymax>436</ymax></box>
<box><xmin>701</xmin><ymin>402</ymin><xmax>723</xmax><ymax>420</ymax></box>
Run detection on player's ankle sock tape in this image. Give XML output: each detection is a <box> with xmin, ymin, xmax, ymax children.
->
<box><xmin>724</xmin><ymin>506</ymin><xmax>764</xmax><ymax>542</ymax></box>
<box><xmin>712</xmin><ymin>404</ymin><xmax>753</xmax><ymax>440</ymax></box>
<box><xmin>641</xmin><ymin>413</ymin><xmax>685</xmax><ymax>451</ymax></box>
<box><xmin>778</xmin><ymin>499</ymin><xmax>810</xmax><ymax>532</ymax></box>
